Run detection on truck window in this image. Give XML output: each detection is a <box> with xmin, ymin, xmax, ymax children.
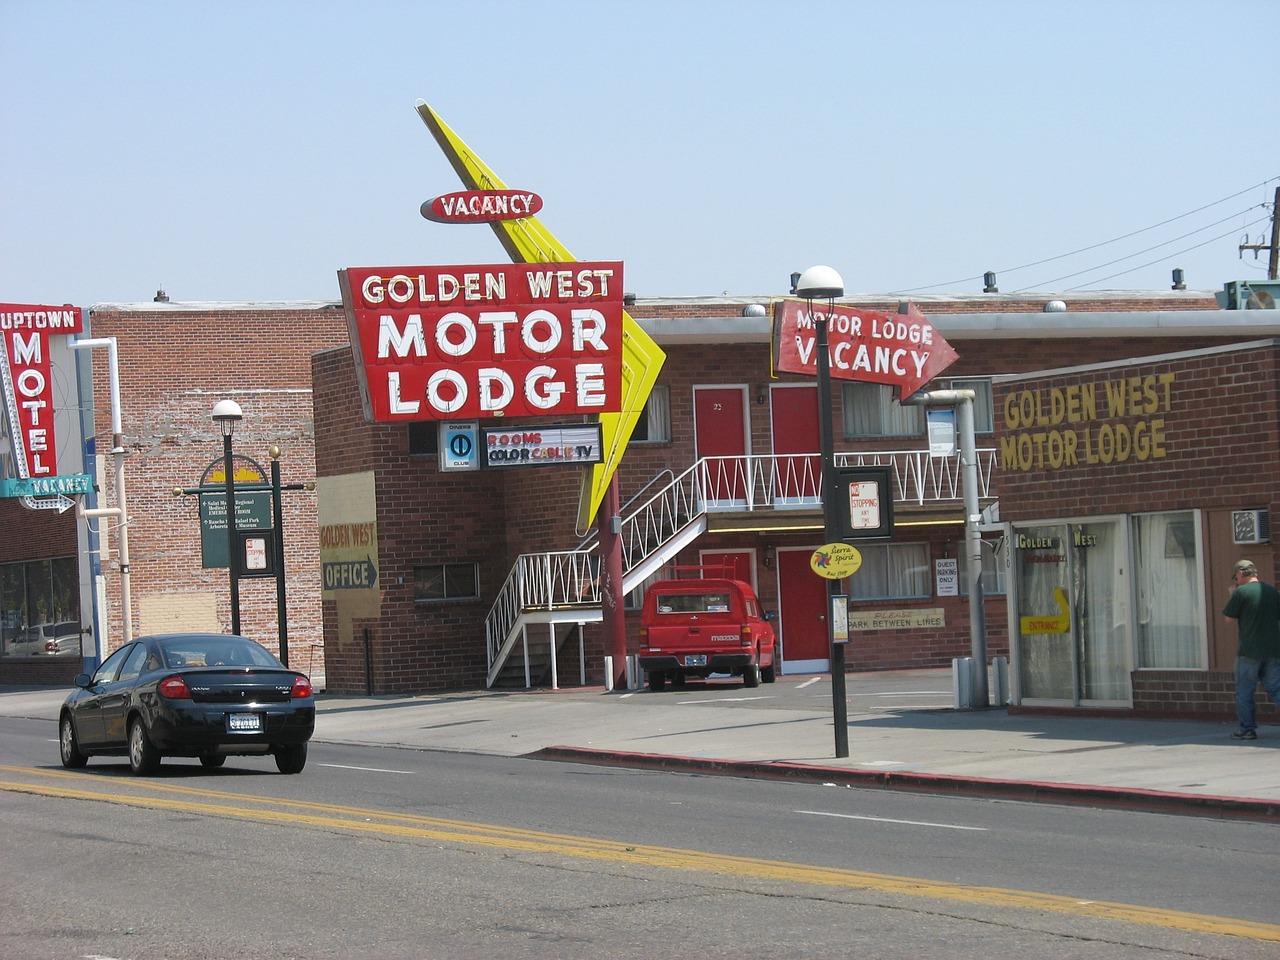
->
<box><xmin>657</xmin><ymin>592</ymin><xmax>731</xmax><ymax>614</ymax></box>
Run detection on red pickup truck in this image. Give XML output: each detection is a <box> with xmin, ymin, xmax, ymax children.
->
<box><xmin>637</xmin><ymin>575</ymin><xmax>777</xmax><ymax>691</ymax></box>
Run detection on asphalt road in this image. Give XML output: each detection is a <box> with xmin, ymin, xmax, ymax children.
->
<box><xmin>2</xmin><ymin>715</ymin><xmax>1278</xmax><ymax>959</ymax></box>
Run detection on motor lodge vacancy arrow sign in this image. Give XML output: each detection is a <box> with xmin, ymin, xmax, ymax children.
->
<box><xmin>772</xmin><ymin>300</ymin><xmax>958</xmax><ymax>399</ymax></box>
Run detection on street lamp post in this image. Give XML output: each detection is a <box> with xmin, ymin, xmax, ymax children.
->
<box><xmin>212</xmin><ymin>399</ymin><xmax>243</xmax><ymax>635</ymax></box>
<box><xmin>794</xmin><ymin>265</ymin><xmax>849</xmax><ymax>758</ymax></box>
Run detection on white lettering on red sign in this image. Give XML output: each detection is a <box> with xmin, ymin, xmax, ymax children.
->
<box><xmin>0</xmin><ymin>304</ymin><xmax>84</xmax><ymax>478</ymax></box>
<box><xmin>772</xmin><ymin>299</ymin><xmax>958</xmax><ymax>400</ymax></box>
<box><xmin>340</xmin><ymin>263</ymin><xmax>623</xmax><ymax>422</ymax></box>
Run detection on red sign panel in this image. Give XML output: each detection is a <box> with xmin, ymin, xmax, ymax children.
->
<box><xmin>420</xmin><ymin>190</ymin><xmax>543</xmax><ymax>223</ymax></box>
<box><xmin>0</xmin><ymin>303</ymin><xmax>84</xmax><ymax>478</ymax></box>
<box><xmin>339</xmin><ymin>262</ymin><xmax>624</xmax><ymax>422</ymax></box>
<box><xmin>772</xmin><ymin>299</ymin><xmax>958</xmax><ymax>400</ymax></box>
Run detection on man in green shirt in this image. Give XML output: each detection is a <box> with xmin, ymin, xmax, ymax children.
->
<box><xmin>1221</xmin><ymin>559</ymin><xmax>1280</xmax><ymax>740</ymax></box>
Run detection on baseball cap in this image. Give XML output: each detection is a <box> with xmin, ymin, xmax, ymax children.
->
<box><xmin>1233</xmin><ymin>559</ymin><xmax>1257</xmax><ymax>575</ymax></box>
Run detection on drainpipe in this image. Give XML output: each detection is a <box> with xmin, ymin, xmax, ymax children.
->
<box><xmin>69</xmin><ymin>338</ymin><xmax>133</xmax><ymax>646</ymax></box>
<box><xmin>904</xmin><ymin>389</ymin><xmax>989</xmax><ymax>707</ymax></box>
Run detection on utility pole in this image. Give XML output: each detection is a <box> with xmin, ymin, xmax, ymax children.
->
<box><xmin>1238</xmin><ymin>185</ymin><xmax>1280</xmax><ymax>280</ymax></box>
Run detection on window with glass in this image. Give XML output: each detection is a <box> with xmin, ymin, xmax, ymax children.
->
<box><xmin>629</xmin><ymin>385</ymin><xmax>671</xmax><ymax>445</ymax></box>
<box><xmin>0</xmin><ymin>557</ymin><xmax>81</xmax><ymax>657</ymax></box>
<box><xmin>413</xmin><ymin>562</ymin><xmax>480</xmax><ymax>603</ymax></box>
<box><xmin>1130</xmin><ymin>510</ymin><xmax>1204</xmax><ymax>669</ymax></box>
<box><xmin>948</xmin><ymin>378</ymin><xmax>994</xmax><ymax>434</ymax></box>
<box><xmin>847</xmin><ymin>543</ymin><xmax>931</xmax><ymax>600</ymax></box>
<box><xmin>841</xmin><ymin>378</ymin><xmax>993</xmax><ymax>439</ymax></box>
<box><xmin>842</xmin><ymin>383</ymin><xmax>923</xmax><ymax>438</ymax></box>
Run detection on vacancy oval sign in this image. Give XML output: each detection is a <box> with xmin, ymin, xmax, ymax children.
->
<box><xmin>810</xmin><ymin>542</ymin><xmax>862</xmax><ymax>579</ymax></box>
<box><xmin>421</xmin><ymin>190</ymin><xmax>543</xmax><ymax>223</ymax></box>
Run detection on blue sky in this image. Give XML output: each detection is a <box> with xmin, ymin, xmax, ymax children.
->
<box><xmin>3</xmin><ymin>0</ymin><xmax>1277</xmax><ymax>307</ymax></box>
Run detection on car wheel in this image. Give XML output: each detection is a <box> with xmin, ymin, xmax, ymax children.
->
<box><xmin>59</xmin><ymin>714</ymin><xmax>88</xmax><ymax>768</ymax></box>
<box><xmin>648</xmin><ymin>670</ymin><xmax>667</xmax><ymax>692</ymax></box>
<box><xmin>274</xmin><ymin>743</ymin><xmax>307</xmax><ymax>774</ymax></box>
<box><xmin>761</xmin><ymin>660</ymin><xmax>776</xmax><ymax>684</ymax></box>
<box><xmin>743</xmin><ymin>663</ymin><xmax>761</xmax><ymax>688</ymax></box>
<box><xmin>199</xmin><ymin>753</ymin><xmax>227</xmax><ymax>769</ymax></box>
<box><xmin>128</xmin><ymin>717</ymin><xmax>161</xmax><ymax>775</ymax></box>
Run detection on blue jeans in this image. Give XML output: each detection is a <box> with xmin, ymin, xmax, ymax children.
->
<box><xmin>1235</xmin><ymin>657</ymin><xmax>1280</xmax><ymax>732</ymax></box>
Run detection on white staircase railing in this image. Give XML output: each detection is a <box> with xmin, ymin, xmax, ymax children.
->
<box><xmin>484</xmin><ymin>447</ymin><xmax>997</xmax><ymax>684</ymax></box>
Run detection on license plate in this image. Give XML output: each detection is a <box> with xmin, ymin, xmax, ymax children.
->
<box><xmin>226</xmin><ymin>712</ymin><xmax>263</xmax><ymax>733</ymax></box>
<box><xmin>684</xmin><ymin>655</ymin><xmax>707</xmax><ymax>667</ymax></box>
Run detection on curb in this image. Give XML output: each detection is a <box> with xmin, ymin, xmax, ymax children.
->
<box><xmin>530</xmin><ymin>746</ymin><xmax>1280</xmax><ymax>824</ymax></box>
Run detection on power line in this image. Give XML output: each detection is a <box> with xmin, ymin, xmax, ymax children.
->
<box><xmin>1016</xmin><ymin>209</ymin><xmax>1270</xmax><ymax>291</ymax></box>
<box><xmin>1064</xmin><ymin>219</ymin><xmax>1271</xmax><ymax>290</ymax></box>
<box><xmin>891</xmin><ymin>176</ymin><xmax>1280</xmax><ymax>294</ymax></box>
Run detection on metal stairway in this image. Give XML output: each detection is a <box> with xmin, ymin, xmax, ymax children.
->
<box><xmin>484</xmin><ymin>447</ymin><xmax>998</xmax><ymax>688</ymax></box>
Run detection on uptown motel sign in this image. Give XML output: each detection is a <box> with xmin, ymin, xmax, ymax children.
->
<box><xmin>772</xmin><ymin>299</ymin><xmax>958</xmax><ymax>400</ymax></box>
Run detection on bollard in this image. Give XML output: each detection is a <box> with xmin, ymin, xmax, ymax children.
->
<box><xmin>603</xmin><ymin>656</ymin><xmax>614</xmax><ymax>692</ymax></box>
<box><xmin>952</xmin><ymin>656</ymin><xmax>974</xmax><ymax>709</ymax></box>
<box><xmin>991</xmin><ymin>656</ymin><xmax>1009</xmax><ymax>706</ymax></box>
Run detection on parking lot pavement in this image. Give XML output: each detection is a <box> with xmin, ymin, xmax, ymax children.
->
<box><xmin>5</xmin><ymin>669</ymin><xmax>1277</xmax><ymax>819</ymax></box>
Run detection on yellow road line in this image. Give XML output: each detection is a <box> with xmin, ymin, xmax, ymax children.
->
<box><xmin>2</xmin><ymin>767</ymin><xmax>1277</xmax><ymax>943</ymax></box>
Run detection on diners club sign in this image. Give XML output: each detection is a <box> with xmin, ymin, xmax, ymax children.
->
<box><xmin>338</xmin><ymin>262</ymin><xmax>624</xmax><ymax>422</ymax></box>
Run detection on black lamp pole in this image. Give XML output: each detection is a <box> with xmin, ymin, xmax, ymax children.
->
<box><xmin>795</xmin><ymin>266</ymin><xmax>849</xmax><ymax>759</ymax></box>
<box><xmin>213</xmin><ymin>400</ymin><xmax>243</xmax><ymax>636</ymax></box>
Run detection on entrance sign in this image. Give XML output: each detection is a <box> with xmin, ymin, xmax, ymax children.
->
<box><xmin>772</xmin><ymin>299</ymin><xmax>958</xmax><ymax>400</ymax></box>
<box><xmin>339</xmin><ymin>261</ymin><xmax>624</xmax><ymax>423</ymax></box>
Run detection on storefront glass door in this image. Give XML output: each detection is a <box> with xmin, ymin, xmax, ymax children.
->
<box><xmin>1015</xmin><ymin>519</ymin><xmax>1130</xmax><ymax>705</ymax></box>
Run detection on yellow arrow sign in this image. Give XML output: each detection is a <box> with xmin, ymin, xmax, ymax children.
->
<box><xmin>415</xmin><ymin>102</ymin><xmax>665</xmax><ymax>528</ymax></box>
<box><xmin>1020</xmin><ymin>586</ymin><xmax>1070</xmax><ymax>634</ymax></box>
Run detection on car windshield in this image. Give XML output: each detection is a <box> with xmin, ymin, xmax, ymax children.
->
<box><xmin>656</xmin><ymin>592</ymin><xmax>732</xmax><ymax>614</ymax></box>
<box><xmin>157</xmin><ymin>636</ymin><xmax>282</xmax><ymax>669</ymax></box>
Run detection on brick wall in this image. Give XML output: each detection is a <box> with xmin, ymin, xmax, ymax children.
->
<box><xmin>81</xmin><ymin>305</ymin><xmax>349</xmax><ymax>672</ymax></box>
<box><xmin>1131</xmin><ymin>670</ymin><xmax>1279</xmax><ymax>722</ymax></box>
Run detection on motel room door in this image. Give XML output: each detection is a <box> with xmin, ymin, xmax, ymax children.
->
<box><xmin>694</xmin><ymin>386</ymin><xmax>750</xmax><ymax>507</ymax></box>
<box><xmin>777</xmin><ymin>546</ymin><xmax>830</xmax><ymax>673</ymax></box>
<box><xmin>1014</xmin><ymin>519</ymin><xmax>1131</xmax><ymax>706</ymax></box>
<box><xmin>769</xmin><ymin>384</ymin><xmax>821</xmax><ymax>507</ymax></box>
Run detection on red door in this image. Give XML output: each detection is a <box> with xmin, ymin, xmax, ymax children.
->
<box><xmin>769</xmin><ymin>385</ymin><xmax>820</xmax><ymax>505</ymax></box>
<box><xmin>700</xmin><ymin>549</ymin><xmax>755</xmax><ymax>591</ymax></box>
<box><xmin>777</xmin><ymin>547</ymin><xmax>829</xmax><ymax>671</ymax></box>
<box><xmin>694</xmin><ymin>386</ymin><xmax>748</xmax><ymax>505</ymax></box>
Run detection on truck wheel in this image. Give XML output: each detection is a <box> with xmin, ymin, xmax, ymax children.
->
<box><xmin>743</xmin><ymin>664</ymin><xmax>761</xmax><ymax>688</ymax></box>
<box><xmin>648</xmin><ymin>670</ymin><xmax>667</xmax><ymax>692</ymax></box>
<box><xmin>761</xmin><ymin>661</ymin><xmax>776</xmax><ymax>683</ymax></box>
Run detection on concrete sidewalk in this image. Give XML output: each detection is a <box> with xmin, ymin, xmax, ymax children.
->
<box><xmin>4</xmin><ymin>669</ymin><xmax>1277</xmax><ymax>821</ymax></box>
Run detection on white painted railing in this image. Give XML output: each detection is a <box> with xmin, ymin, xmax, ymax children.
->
<box><xmin>485</xmin><ymin>448</ymin><xmax>997</xmax><ymax>683</ymax></box>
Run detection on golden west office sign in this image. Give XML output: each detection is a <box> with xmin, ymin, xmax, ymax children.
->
<box><xmin>1000</xmin><ymin>372</ymin><xmax>1175</xmax><ymax>472</ymax></box>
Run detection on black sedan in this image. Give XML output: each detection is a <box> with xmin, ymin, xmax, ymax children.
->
<box><xmin>59</xmin><ymin>633</ymin><xmax>315</xmax><ymax>775</ymax></box>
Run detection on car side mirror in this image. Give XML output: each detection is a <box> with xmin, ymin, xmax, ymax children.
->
<box><xmin>74</xmin><ymin>673</ymin><xmax>93</xmax><ymax>689</ymax></box>
<box><xmin>764</xmin><ymin>610</ymin><xmax>777</xmax><ymax>621</ymax></box>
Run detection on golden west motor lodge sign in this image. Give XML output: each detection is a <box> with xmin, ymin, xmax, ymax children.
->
<box><xmin>1000</xmin><ymin>371</ymin><xmax>1174</xmax><ymax>471</ymax></box>
<box><xmin>339</xmin><ymin>262</ymin><xmax>623</xmax><ymax>422</ymax></box>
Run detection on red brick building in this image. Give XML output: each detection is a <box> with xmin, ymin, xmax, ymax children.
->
<box><xmin>309</xmin><ymin>283</ymin><xmax>1280</xmax><ymax>723</ymax></box>
<box><xmin>5</xmin><ymin>284</ymin><xmax>1279</xmax><ymax>728</ymax></box>
<box><xmin>0</xmin><ymin>300</ymin><xmax>348</xmax><ymax>686</ymax></box>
